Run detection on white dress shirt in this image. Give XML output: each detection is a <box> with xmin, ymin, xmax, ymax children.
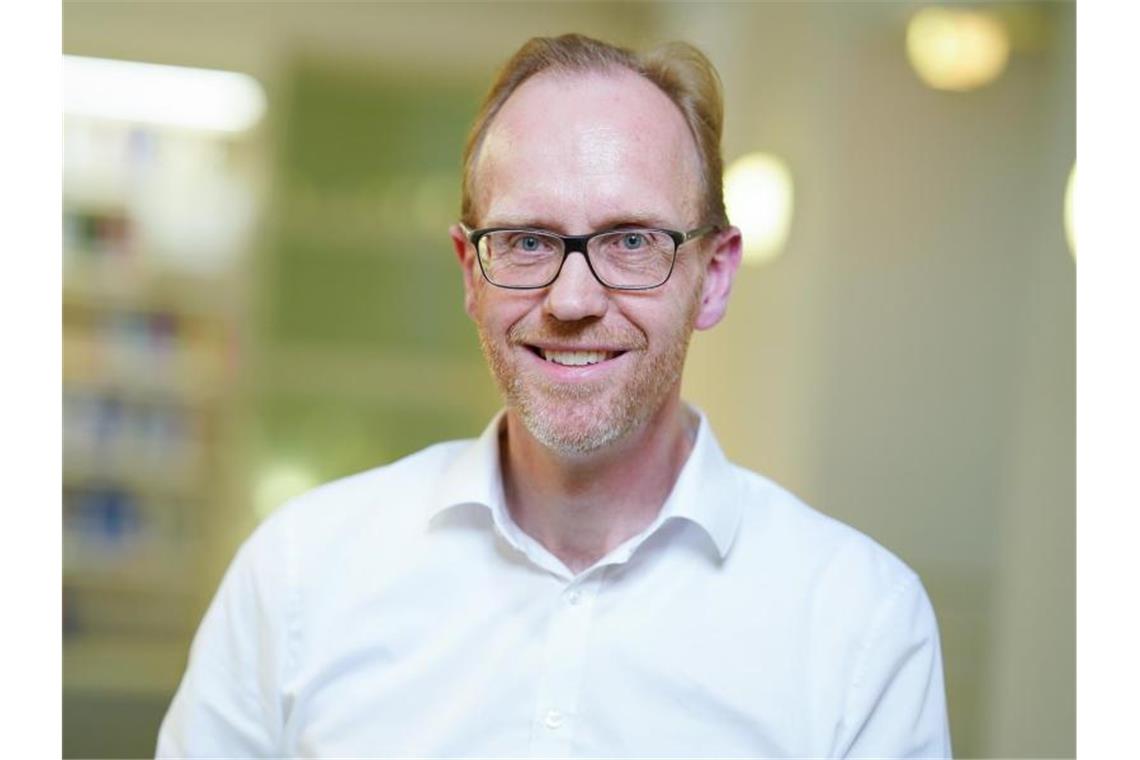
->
<box><xmin>157</xmin><ymin>409</ymin><xmax>951</xmax><ymax>758</ymax></box>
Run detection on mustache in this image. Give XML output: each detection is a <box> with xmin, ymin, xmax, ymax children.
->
<box><xmin>508</xmin><ymin>318</ymin><xmax>647</xmax><ymax>351</ymax></box>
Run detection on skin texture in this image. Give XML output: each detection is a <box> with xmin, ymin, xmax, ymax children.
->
<box><xmin>451</xmin><ymin>68</ymin><xmax>742</xmax><ymax>572</ymax></box>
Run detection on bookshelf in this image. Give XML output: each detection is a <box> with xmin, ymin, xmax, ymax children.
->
<box><xmin>62</xmin><ymin>116</ymin><xmax>257</xmax><ymax>698</ymax></box>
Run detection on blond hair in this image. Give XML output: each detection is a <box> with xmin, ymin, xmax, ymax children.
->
<box><xmin>460</xmin><ymin>33</ymin><xmax>728</xmax><ymax>229</ymax></box>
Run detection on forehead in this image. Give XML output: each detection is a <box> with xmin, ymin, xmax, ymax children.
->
<box><xmin>473</xmin><ymin>68</ymin><xmax>702</xmax><ymax>231</ymax></box>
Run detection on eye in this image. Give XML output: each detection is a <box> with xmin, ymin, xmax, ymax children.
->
<box><xmin>621</xmin><ymin>232</ymin><xmax>647</xmax><ymax>250</ymax></box>
<box><xmin>506</xmin><ymin>232</ymin><xmax>554</xmax><ymax>254</ymax></box>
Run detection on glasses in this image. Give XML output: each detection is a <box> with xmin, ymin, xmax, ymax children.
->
<box><xmin>461</xmin><ymin>224</ymin><xmax>716</xmax><ymax>290</ymax></box>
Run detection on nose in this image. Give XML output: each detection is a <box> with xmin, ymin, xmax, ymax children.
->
<box><xmin>543</xmin><ymin>251</ymin><xmax>609</xmax><ymax>322</ymax></box>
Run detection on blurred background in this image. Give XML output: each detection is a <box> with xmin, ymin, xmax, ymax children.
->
<box><xmin>61</xmin><ymin>1</ymin><xmax>1074</xmax><ymax>757</ymax></box>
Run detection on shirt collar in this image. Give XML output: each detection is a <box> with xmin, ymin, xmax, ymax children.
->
<box><xmin>653</xmin><ymin>409</ymin><xmax>743</xmax><ymax>559</ymax></box>
<box><xmin>429</xmin><ymin>407</ymin><xmax>743</xmax><ymax>561</ymax></box>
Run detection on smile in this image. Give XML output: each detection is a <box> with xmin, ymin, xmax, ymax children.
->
<box><xmin>527</xmin><ymin>346</ymin><xmax>625</xmax><ymax>367</ymax></box>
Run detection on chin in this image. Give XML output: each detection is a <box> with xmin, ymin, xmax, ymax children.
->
<box><xmin>522</xmin><ymin>407</ymin><xmax>627</xmax><ymax>455</ymax></box>
<box><xmin>511</xmin><ymin>385</ymin><xmax>653</xmax><ymax>456</ymax></box>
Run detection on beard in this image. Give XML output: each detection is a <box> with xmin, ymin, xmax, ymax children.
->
<box><xmin>475</xmin><ymin>294</ymin><xmax>700</xmax><ymax>456</ymax></box>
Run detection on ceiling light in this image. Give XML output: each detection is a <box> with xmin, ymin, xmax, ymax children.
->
<box><xmin>906</xmin><ymin>6</ymin><xmax>1011</xmax><ymax>92</ymax></box>
<box><xmin>64</xmin><ymin>55</ymin><xmax>267</xmax><ymax>134</ymax></box>
<box><xmin>723</xmin><ymin>152</ymin><xmax>794</xmax><ymax>265</ymax></box>
<box><xmin>1065</xmin><ymin>163</ymin><xmax>1077</xmax><ymax>259</ymax></box>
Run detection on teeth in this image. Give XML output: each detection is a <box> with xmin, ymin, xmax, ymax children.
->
<box><xmin>541</xmin><ymin>349</ymin><xmax>613</xmax><ymax>366</ymax></box>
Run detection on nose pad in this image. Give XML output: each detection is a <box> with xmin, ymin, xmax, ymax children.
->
<box><xmin>544</xmin><ymin>251</ymin><xmax>609</xmax><ymax>321</ymax></box>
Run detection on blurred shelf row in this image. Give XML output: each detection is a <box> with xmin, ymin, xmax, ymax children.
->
<box><xmin>63</xmin><ymin>307</ymin><xmax>233</xmax><ymax>403</ymax></box>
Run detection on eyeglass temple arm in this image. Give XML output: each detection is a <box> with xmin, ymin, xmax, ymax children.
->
<box><xmin>682</xmin><ymin>225</ymin><xmax>717</xmax><ymax>243</ymax></box>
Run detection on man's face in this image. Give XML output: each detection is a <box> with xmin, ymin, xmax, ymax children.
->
<box><xmin>453</xmin><ymin>69</ymin><xmax>738</xmax><ymax>454</ymax></box>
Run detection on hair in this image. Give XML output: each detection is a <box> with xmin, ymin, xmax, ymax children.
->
<box><xmin>460</xmin><ymin>33</ymin><xmax>729</xmax><ymax>229</ymax></box>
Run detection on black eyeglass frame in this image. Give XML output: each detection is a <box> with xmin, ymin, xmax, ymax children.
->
<box><xmin>460</xmin><ymin>223</ymin><xmax>717</xmax><ymax>291</ymax></box>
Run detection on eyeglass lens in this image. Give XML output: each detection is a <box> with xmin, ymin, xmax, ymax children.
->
<box><xmin>477</xmin><ymin>230</ymin><xmax>675</xmax><ymax>288</ymax></box>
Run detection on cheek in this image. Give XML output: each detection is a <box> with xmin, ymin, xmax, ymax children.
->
<box><xmin>627</xmin><ymin>269</ymin><xmax>704</xmax><ymax>329</ymax></box>
<box><xmin>612</xmin><ymin>297</ymin><xmax>688</xmax><ymax>347</ymax></box>
<box><xmin>668</xmin><ymin>261</ymin><xmax>707</xmax><ymax>321</ymax></box>
<box><xmin>472</xmin><ymin>287</ymin><xmax>537</xmax><ymax>335</ymax></box>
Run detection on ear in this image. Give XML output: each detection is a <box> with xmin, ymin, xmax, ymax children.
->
<box><xmin>693</xmin><ymin>225</ymin><xmax>743</xmax><ymax>330</ymax></box>
<box><xmin>450</xmin><ymin>223</ymin><xmax>479</xmax><ymax>318</ymax></box>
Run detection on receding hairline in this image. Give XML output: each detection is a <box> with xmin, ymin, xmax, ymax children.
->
<box><xmin>460</xmin><ymin>34</ymin><xmax>729</xmax><ymax>230</ymax></box>
<box><xmin>467</xmin><ymin>65</ymin><xmax>705</xmax><ymax>225</ymax></box>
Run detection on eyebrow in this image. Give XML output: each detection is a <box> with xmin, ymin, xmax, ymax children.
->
<box><xmin>480</xmin><ymin>213</ymin><xmax>676</xmax><ymax>233</ymax></box>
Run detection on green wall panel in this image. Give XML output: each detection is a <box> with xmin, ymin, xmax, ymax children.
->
<box><xmin>257</xmin><ymin>394</ymin><xmax>489</xmax><ymax>484</ymax></box>
<box><xmin>256</xmin><ymin>56</ymin><xmax>496</xmax><ymax>491</ymax></box>
<box><xmin>266</xmin><ymin>57</ymin><xmax>482</xmax><ymax>352</ymax></box>
<box><xmin>271</xmin><ymin>237</ymin><xmax>471</xmax><ymax>352</ymax></box>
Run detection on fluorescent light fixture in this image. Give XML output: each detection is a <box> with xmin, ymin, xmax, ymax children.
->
<box><xmin>64</xmin><ymin>55</ymin><xmax>266</xmax><ymax>134</ymax></box>
<box><xmin>724</xmin><ymin>152</ymin><xmax>794</xmax><ymax>265</ymax></box>
<box><xmin>906</xmin><ymin>6</ymin><xmax>1010</xmax><ymax>92</ymax></box>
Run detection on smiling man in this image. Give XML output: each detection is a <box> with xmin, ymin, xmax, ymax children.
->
<box><xmin>158</xmin><ymin>35</ymin><xmax>952</xmax><ymax>758</ymax></box>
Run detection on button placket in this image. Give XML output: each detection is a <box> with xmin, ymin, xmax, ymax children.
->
<box><xmin>528</xmin><ymin>574</ymin><xmax>602</xmax><ymax>756</ymax></box>
<box><xmin>543</xmin><ymin>708</ymin><xmax>565</xmax><ymax>730</ymax></box>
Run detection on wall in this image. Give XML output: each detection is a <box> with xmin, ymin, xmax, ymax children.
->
<box><xmin>63</xmin><ymin>2</ymin><xmax>1075</xmax><ymax>756</ymax></box>
<box><xmin>676</xmin><ymin>4</ymin><xmax>1074</xmax><ymax>754</ymax></box>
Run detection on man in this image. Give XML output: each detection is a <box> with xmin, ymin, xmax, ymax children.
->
<box><xmin>158</xmin><ymin>34</ymin><xmax>951</xmax><ymax>758</ymax></box>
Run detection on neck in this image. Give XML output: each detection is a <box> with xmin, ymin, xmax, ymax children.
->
<box><xmin>500</xmin><ymin>395</ymin><xmax>697</xmax><ymax>574</ymax></box>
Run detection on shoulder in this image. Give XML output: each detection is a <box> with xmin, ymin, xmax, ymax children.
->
<box><xmin>279</xmin><ymin>439</ymin><xmax>470</xmax><ymax>520</ymax></box>
<box><xmin>240</xmin><ymin>438</ymin><xmax>473</xmax><ymax>573</ymax></box>
<box><xmin>730</xmin><ymin>463</ymin><xmax>922</xmax><ymax>607</ymax></box>
<box><xmin>725</xmin><ymin>464</ymin><xmax>941</xmax><ymax>692</ymax></box>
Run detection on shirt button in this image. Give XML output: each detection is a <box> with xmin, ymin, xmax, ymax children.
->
<box><xmin>544</xmin><ymin>708</ymin><xmax>564</xmax><ymax>730</ymax></box>
<box><xmin>567</xmin><ymin>590</ymin><xmax>581</xmax><ymax>605</ymax></box>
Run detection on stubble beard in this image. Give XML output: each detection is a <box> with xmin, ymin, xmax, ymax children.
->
<box><xmin>476</xmin><ymin>297</ymin><xmax>700</xmax><ymax>456</ymax></box>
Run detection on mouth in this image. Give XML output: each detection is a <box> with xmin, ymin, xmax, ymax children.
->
<box><xmin>527</xmin><ymin>346</ymin><xmax>626</xmax><ymax>367</ymax></box>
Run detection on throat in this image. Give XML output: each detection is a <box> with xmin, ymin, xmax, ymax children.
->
<box><xmin>498</xmin><ymin>404</ymin><xmax>697</xmax><ymax>572</ymax></box>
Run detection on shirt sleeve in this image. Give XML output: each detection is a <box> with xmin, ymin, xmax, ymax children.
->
<box><xmin>155</xmin><ymin>518</ymin><xmax>292</xmax><ymax>758</ymax></box>
<box><xmin>835</xmin><ymin>574</ymin><xmax>953</xmax><ymax>758</ymax></box>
